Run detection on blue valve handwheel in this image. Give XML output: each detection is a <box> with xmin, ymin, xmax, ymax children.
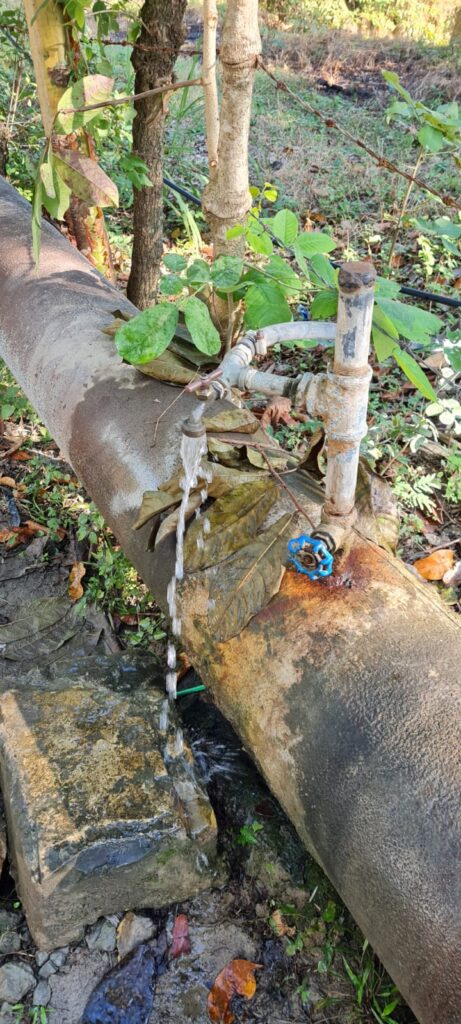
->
<box><xmin>287</xmin><ymin>534</ymin><xmax>334</xmax><ymax>581</ymax></box>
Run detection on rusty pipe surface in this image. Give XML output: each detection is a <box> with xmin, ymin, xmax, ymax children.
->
<box><xmin>0</xmin><ymin>180</ymin><xmax>460</xmax><ymax>1023</ymax></box>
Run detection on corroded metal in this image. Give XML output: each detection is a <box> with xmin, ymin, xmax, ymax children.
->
<box><xmin>0</xmin><ymin>180</ymin><xmax>460</xmax><ymax>1022</ymax></box>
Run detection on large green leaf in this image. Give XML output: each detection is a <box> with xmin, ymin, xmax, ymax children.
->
<box><xmin>163</xmin><ymin>253</ymin><xmax>187</xmax><ymax>272</ymax></box>
<box><xmin>310</xmin><ymin>290</ymin><xmax>338</xmax><ymax>320</ymax></box>
<box><xmin>244</xmin><ymin>282</ymin><xmax>292</xmax><ymax>329</ymax></box>
<box><xmin>40</xmin><ymin>149</ymin><xmax>71</xmax><ymax>220</ymax></box>
<box><xmin>210</xmin><ymin>255</ymin><xmax>244</xmax><ymax>290</ymax></box>
<box><xmin>115</xmin><ymin>303</ymin><xmax>179</xmax><ymax>365</ymax></box>
<box><xmin>185</xmin><ymin>259</ymin><xmax>210</xmax><ymax>286</ymax></box>
<box><xmin>293</xmin><ymin>232</ymin><xmax>335</xmax><ymax>258</ymax></box>
<box><xmin>393</xmin><ymin>347</ymin><xmax>437</xmax><ymax>401</ymax></box>
<box><xmin>271</xmin><ymin>209</ymin><xmax>299</xmax><ymax>245</ymax></box>
<box><xmin>184</xmin><ymin>478</ymin><xmax>279</xmax><ymax>571</ymax></box>
<box><xmin>266</xmin><ymin>255</ymin><xmax>302</xmax><ymax>296</ymax></box>
<box><xmin>53</xmin><ymin>149</ymin><xmax>118</xmax><ymax>207</ymax></box>
<box><xmin>412</xmin><ymin>217</ymin><xmax>461</xmax><ymax>240</ymax></box>
<box><xmin>182</xmin><ymin>296</ymin><xmax>221</xmax><ymax>355</ymax></box>
<box><xmin>417</xmin><ymin>124</ymin><xmax>445</xmax><ymax>152</ymax></box>
<box><xmin>376</xmin><ymin>297</ymin><xmax>443</xmax><ymax>346</ymax></box>
<box><xmin>208</xmin><ymin>513</ymin><xmax>292</xmax><ymax>641</ymax></box>
<box><xmin>309</xmin><ymin>253</ymin><xmax>337</xmax><ymax>289</ymax></box>
<box><xmin>55</xmin><ymin>75</ymin><xmax>114</xmax><ymax>133</ymax></box>
<box><xmin>246</xmin><ymin>227</ymin><xmax>273</xmax><ymax>255</ymax></box>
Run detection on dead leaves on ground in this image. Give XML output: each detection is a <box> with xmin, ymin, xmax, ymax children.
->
<box><xmin>413</xmin><ymin>548</ymin><xmax>455</xmax><ymax>581</ymax></box>
<box><xmin>170</xmin><ymin>914</ymin><xmax>191</xmax><ymax>959</ymax></box>
<box><xmin>208</xmin><ymin>959</ymin><xmax>262</xmax><ymax>1024</ymax></box>
<box><xmin>259</xmin><ymin>396</ymin><xmax>295</xmax><ymax>430</ymax></box>
<box><xmin>68</xmin><ymin>562</ymin><xmax>86</xmax><ymax>601</ymax></box>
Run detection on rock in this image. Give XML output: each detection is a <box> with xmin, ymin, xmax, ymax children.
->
<box><xmin>82</xmin><ymin>944</ymin><xmax>159</xmax><ymax>1024</ymax></box>
<box><xmin>0</xmin><ymin>911</ymin><xmax>21</xmax><ymax>954</ymax></box>
<box><xmin>48</xmin><ymin>949</ymin><xmax>110</xmax><ymax>1024</ymax></box>
<box><xmin>86</xmin><ymin>919</ymin><xmax>117</xmax><ymax>954</ymax></box>
<box><xmin>0</xmin><ymin>961</ymin><xmax>35</xmax><ymax>1002</ymax></box>
<box><xmin>0</xmin><ymin>1003</ymin><xmax>17</xmax><ymax>1024</ymax></box>
<box><xmin>35</xmin><ymin>951</ymin><xmax>49</xmax><ymax>968</ymax></box>
<box><xmin>33</xmin><ymin>979</ymin><xmax>51</xmax><ymax>1006</ymax></box>
<box><xmin>117</xmin><ymin>912</ymin><xmax>155</xmax><ymax>960</ymax></box>
<box><xmin>0</xmin><ymin>798</ymin><xmax>7</xmax><ymax>879</ymax></box>
<box><xmin>0</xmin><ymin>679</ymin><xmax>222</xmax><ymax>948</ymax></box>
<box><xmin>50</xmin><ymin>947</ymin><xmax>68</xmax><ymax>968</ymax></box>
<box><xmin>39</xmin><ymin>959</ymin><xmax>57</xmax><ymax>979</ymax></box>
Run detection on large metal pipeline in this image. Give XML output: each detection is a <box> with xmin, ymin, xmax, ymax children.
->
<box><xmin>0</xmin><ymin>179</ymin><xmax>460</xmax><ymax>1023</ymax></box>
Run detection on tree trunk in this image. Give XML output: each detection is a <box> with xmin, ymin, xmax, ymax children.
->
<box><xmin>202</xmin><ymin>0</ymin><xmax>261</xmax><ymax>258</ymax></box>
<box><xmin>127</xmin><ymin>0</ymin><xmax>187</xmax><ymax>310</ymax></box>
<box><xmin>23</xmin><ymin>0</ymin><xmax>114</xmax><ymax>280</ymax></box>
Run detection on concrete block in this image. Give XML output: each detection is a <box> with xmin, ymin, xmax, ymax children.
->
<box><xmin>0</xmin><ymin>681</ymin><xmax>221</xmax><ymax>949</ymax></box>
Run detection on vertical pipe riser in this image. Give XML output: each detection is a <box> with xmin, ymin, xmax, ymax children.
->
<box><xmin>324</xmin><ymin>262</ymin><xmax>376</xmax><ymax>519</ymax></box>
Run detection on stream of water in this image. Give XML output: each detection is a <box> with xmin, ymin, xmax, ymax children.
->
<box><xmin>161</xmin><ymin>407</ymin><xmax>210</xmax><ymax>746</ymax></box>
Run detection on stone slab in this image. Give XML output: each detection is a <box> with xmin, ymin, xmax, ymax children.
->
<box><xmin>0</xmin><ymin>680</ymin><xmax>221</xmax><ymax>948</ymax></box>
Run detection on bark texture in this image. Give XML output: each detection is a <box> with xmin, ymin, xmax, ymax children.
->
<box><xmin>202</xmin><ymin>0</ymin><xmax>261</xmax><ymax>258</ymax></box>
<box><xmin>23</xmin><ymin>0</ymin><xmax>114</xmax><ymax>279</ymax></box>
<box><xmin>127</xmin><ymin>0</ymin><xmax>187</xmax><ymax>310</ymax></box>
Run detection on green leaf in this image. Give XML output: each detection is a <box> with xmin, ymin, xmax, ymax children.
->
<box><xmin>226</xmin><ymin>224</ymin><xmax>246</xmax><ymax>239</ymax></box>
<box><xmin>210</xmin><ymin>255</ymin><xmax>243</xmax><ymax>290</ymax></box>
<box><xmin>182</xmin><ymin>296</ymin><xmax>221</xmax><ymax>355</ymax></box>
<box><xmin>266</xmin><ymin>254</ymin><xmax>301</xmax><ymax>296</ymax></box>
<box><xmin>184</xmin><ymin>478</ymin><xmax>279</xmax><ymax>571</ymax></box>
<box><xmin>244</xmin><ymin>282</ymin><xmax>292</xmax><ymax>329</ymax></box>
<box><xmin>185</xmin><ymin>259</ymin><xmax>210</xmax><ymax>286</ymax></box>
<box><xmin>39</xmin><ymin>159</ymin><xmax>55</xmax><ymax>199</ymax></box>
<box><xmin>375</xmin><ymin>276</ymin><xmax>401</xmax><ymax>298</ymax></box>
<box><xmin>52</xmin><ymin>149</ymin><xmax>118</xmax><ymax>207</ymax></box>
<box><xmin>373</xmin><ymin>304</ymin><xmax>399</xmax><ymax>340</ymax></box>
<box><xmin>393</xmin><ymin>346</ymin><xmax>437</xmax><ymax>400</ymax></box>
<box><xmin>372</xmin><ymin>328</ymin><xmax>397</xmax><ymax>361</ymax></box>
<box><xmin>208</xmin><ymin>513</ymin><xmax>292</xmax><ymax>641</ymax></box>
<box><xmin>446</xmin><ymin>346</ymin><xmax>461</xmax><ymax>372</ymax></box>
<box><xmin>246</xmin><ymin>228</ymin><xmax>273</xmax><ymax>255</ymax></box>
<box><xmin>55</xmin><ymin>74</ymin><xmax>114</xmax><ymax>133</ymax></box>
<box><xmin>115</xmin><ymin>303</ymin><xmax>178</xmax><ymax>365</ymax></box>
<box><xmin>271</xmin><ymin>209</ymin><xmax>299</xmax><ymax>245</ymax></box>
<box><xmin>412</xmin><ymin>217</ymin><xmax>461</xmax><ymax>240</ymax></box>
<box><xmin>163</xmin><ymin>253</ymin><xmax>187</xmax><ymax>271</ymax></box>
<box><xmin>309</xmin><ymin>253</ymin><xmax>337</xmax><ymax>289</ymax></box>
<box><xmin>310</xmin><ymin>290</ymin><xmax>338</xmax><ymax>319</ymax></box>
<box><xmin>39</xmin><ymin>149</ymin><xmax>71</xmax><ymax>220</ymax></box>
<box><xmin>294</xmin><ymin>231</ymin><xmax>335</xmax><ymax>258</ymax></box>
<box><xmin>159</xmin><ymin>274</ymin><xmax>184</xmax><ymax>296</ymax></box>
<box><xmin>376</xmin><ymin>297</ymin><xmax>443</xmax><ymax>346</ymax></box>
<box><xmin>119</xmin><ymin>154</ymin><xmax>152</xmax><ymax>190</ymax></box>
<box><xmin>381</xmin><ymin>70</ymin><xmax>413</xmax><ymax>104</ymax></box>
<box><xmin>417</xmin><ymin>124</ymin><xmax>445</xmax><ymax>152</ymax></box>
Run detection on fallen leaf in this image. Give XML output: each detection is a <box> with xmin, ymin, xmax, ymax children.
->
<box><xmin>207</xmin><ymin>436</ymin><xmax>243</xmax><ymax>468</ymax></box>
<box><xmin>443</xmin><ymin>560</ymin><xmax>461</xmax><ymax>587</ymax></box>
<box><xmin>136</xmin><ymin>348</ymin><xmax>196</xmax><ymax>386</ymax></box>
<box><xmin>170</xmin><ymin>914</ymin><xmax>191</xmax><ymax>958</ymax></box>
<box><xmin>209</xmin><ymin>514</ymin><xmax>292</xmax><ymax>640</ymax></box>
<box><xmin>0</xmin><ymin>476</ymin><xmax>16</xmax><ymax>488</ymax></box>
<box><xmin>260</xmin><ymin>397</ymin><xmax>295</xmax><ymax>430</ymax></box>
<box><xmin>68</xmin><ymin>562</ymin><xmax>86</xmax><ymax>601</ymax></box>
<box><xmin>0</xmin><ymin>595</ymin><xmax>83</xmax><ymax>660</ymax></box>
<box><xmin>184</xmin><ymin>479</ymin><xmax>279</xmax><ymax>572</ymax></box>
<box><xmin>413</xmin><ymin>549</ymin><xmax>455</xmax><ymax>581</ymax></box>
<box><xmin>270</xmin><ymin>909</ymin><xmax>295</xmax><ymax>938</ymax></box>
<box><xmin>136</xmin><ymin>463</ymin><xmax>268</xmax><ymax>533</ymax></box>
<box><xmin>155</xmin><ymin>494</ymin><xmax>202</xmax><ymax>548</ymax></box>
<box><xmin>208</xmin><ymin>959</ymin><xmax>262</xmax><ymax>1024</ymax></box>
<box><xmin>134</xmin><ymin>489</ymin><xmax>181</xmax><ymax>531</ymax></box>
<box><xmin>204</xmin><ymin>407</ymin><xmax>259</xmax><ymax>434</ymax></box>
<box><xmin>355</xmin><ymin>461</ymin><xmax>400</xmax><ymax>554</ymax></box>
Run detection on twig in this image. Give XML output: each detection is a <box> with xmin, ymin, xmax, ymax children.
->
<box><xmin>254</xmin><ymin>445</ymin><xmax>317</xmax><ymax>529</ymax></box>
<box><xmin>387</xmin><ymin>149</ymin><xmax>423</xmax><ymax>267</ymax></box>
<box><xmin>57</xmin><ymin>77</ymin><xmax>203</xmax><ymax>118</ymax></box>
<box><xmin>150</xmin><ymin>370</ymin><xmax>200</xmax><ymax>446</ymax></box>
<box><xmin>257</xmin><ymin>59</ymin><xmax>460</xmax><ymax>212</ymax></box>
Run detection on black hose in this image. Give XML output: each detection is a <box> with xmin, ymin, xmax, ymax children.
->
<box><xmin>163</xmin><ymin>174</ymin><xmax>461</xmax><ymax>311</ymax></box>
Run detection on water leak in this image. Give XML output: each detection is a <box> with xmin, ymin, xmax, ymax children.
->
<box><xmin>162</xmin><ymin>408</ymin><xmax>209</xmax><ymax>741</ymax></box>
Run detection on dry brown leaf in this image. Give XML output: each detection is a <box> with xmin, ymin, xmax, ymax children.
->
<box><xmin>208</xmin><ymin>959</ymin><xmax>262</xmax><ymax>1024</ymax></box>
<box><xmin>68</xmin><ymin>561</ymin><xmax>86</xmax><ymax>601</ymax></box>
<box><xmin>270</xmin><ymin>909</ymin><xmax>295</xmax><ymax>938</ymax></box>
<box><xmin>170</xmin><ymin>914</ymin><xmax>191</xmax><ymax>959</ymax></box>
<box><xmin>260</xmin><ymin>397</ymin><xmax>295</xmax><ymax>430</ymax></box>
<box><xmin>0</xmin><ymin>476</ymin><xmax>16</xmax><ymax>488</ymax></box>
<box><xmin>413</xmin><ymin>549</ymin><xmax>455</xmax><ymax>582</ymax></box>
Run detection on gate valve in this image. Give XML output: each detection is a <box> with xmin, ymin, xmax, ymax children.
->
<box><xmin>287</xmin><ymin>534</ymin><xmax>334</xmax><ymax>581</ymax></box>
